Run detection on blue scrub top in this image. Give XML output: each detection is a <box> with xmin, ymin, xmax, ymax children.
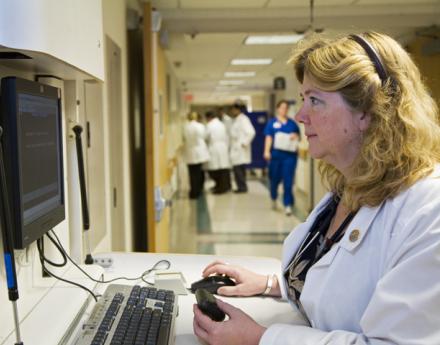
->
<box><xmin>264</xmin><ymin>117</ymin><xmax>300</xmax><ymax>159</ymax></box>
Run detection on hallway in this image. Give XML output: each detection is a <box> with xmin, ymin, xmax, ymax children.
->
<box><xmin>170</xmin><ymin>170</ymin><xmax>306</xmax><ymax>260</ymax></box>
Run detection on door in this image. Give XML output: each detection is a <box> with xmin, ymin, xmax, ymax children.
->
<box><xmin>106</xmin><ymin>36</ymin><xmax>125</xmax><ymax>251</ymax></box>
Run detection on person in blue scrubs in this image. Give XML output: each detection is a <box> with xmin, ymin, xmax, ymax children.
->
<box><xmin>264</xmin><ymin>100</ymin><xmax>300</xmax><ymax>215</ymax></box>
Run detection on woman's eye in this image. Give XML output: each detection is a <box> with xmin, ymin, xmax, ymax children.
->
<box><xmin>310</xmin><ymin>97</ymin><xmax>320</xmax><ymax>106</ymax></box>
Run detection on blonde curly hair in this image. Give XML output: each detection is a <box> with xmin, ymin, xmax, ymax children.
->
<box><xmin>289</xmin><ymin>32</ymin><xmax>440</xmax><ymax>211</ymax></box>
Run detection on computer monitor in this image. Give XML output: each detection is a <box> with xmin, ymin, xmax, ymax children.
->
<box><xmin>0</xmin><ymin>77</ymin><xmax>65</xmax><ymax>249</ymax></box>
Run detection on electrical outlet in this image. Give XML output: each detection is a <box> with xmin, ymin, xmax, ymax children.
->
<box><xmin>93</xmin><ymin>257</ymin><xmax>113</xmax><ymax>269</ymax></box>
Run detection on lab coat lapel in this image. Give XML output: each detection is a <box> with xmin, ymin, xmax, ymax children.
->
<box><xmin>338</xmin><ymin>203</ymin><xmax>384</xmax><ymax>252</ymax></box>
<box><xmin>311</xmin><ymin>202</ymin><xmax>384</xmax><ymax>269</ymax></box>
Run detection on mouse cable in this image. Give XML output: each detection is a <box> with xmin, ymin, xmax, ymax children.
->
<box><xmin>48</xmin><ymin>230</ymin><xmax>171</xmax><ymax>285</ymax></box>
<box><xmin>36</xmin><ymin>238</ymin><xmax>98</xmax><ymax>302</ymax></box>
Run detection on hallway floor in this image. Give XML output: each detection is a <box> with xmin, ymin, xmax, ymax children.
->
<box><xmin>169</xmin><ymin>174</ymin><xmax>306</xmax><ymax>260</ymax></box>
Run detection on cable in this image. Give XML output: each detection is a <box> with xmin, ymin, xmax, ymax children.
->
<box><xmin>38</xmin><ymin>232</ymin><xmax>67</xmax><ymax>267</ymax></box>
<box><xmin>36</xmin><ymin>238</ymin><xmax>98</xmax><ymax>302</ymax></box>
<box><xmin>49</xmin><ymin>230</ymin><xmax>171</xmax><ymax>285</ymax></box>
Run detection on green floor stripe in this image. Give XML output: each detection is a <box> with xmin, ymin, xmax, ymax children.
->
<box><xmin>198</xmin><ymin>242</ymin><xmax>215</xmax><ymax>255</ymax></box>
<box><xmin>196</xmin><ymin>193</ymin><xmax>212</xmax><ymax>234</ymax></box>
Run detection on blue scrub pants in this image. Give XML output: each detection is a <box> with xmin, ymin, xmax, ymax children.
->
<box><xmin>269</xmin><ymin>155</ymin><xmax>298</xmax><ymax>206</ymax></box>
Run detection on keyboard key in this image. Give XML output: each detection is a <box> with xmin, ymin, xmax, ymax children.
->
<box><xmin>157</xmin><ymin>323</ymin><xmax>171</xmax><ymax>345</ymax></box>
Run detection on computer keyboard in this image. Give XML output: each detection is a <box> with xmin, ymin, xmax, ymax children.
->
<box><xmin>73</xmin><ymin>284</ymin><xmax>178</xmax><ymax>345</ymax></box>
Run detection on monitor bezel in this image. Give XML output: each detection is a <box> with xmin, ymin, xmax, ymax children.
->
<box><xmin>0</xmin><ymin>77</ymin><xmax>65</xmax><ymax>249</ymax></box>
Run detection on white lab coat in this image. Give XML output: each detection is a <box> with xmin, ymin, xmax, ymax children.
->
<box><xmin>205</xmin><ymin>118</ymin><xmax>230</xmax><ymax>170</ymax></box>
<box><xmin>221</xmin><ymin>113</ymin><xmax>233</xmax><ymax>134</ymax></box>
<box><xmin>260</xmin><ymin>165</ymin><xmax>440</xmax><ymax>345</ymax></box>
<box><xmin>182</xmin><ymin>120</ymin><xmax>210</xmax><ymax>164</ymax></box>
<box><xmin>229</xmin><ymin>113</ymin><xmax>255</xmax><ymax>166</ymax></box>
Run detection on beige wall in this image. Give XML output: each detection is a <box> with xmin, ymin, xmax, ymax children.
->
<box><xmin>153</xmin><ymin>39</ymin><xmax>190</xmax><ymax>252</ymax></box>
<box><xmin>407</xmin><ymin>34</ymin><xmax>440</xmax><ymax>110</ymax></box>
<box><xmin>97</xmin><ymin>0</ymin><xmax>133</xmax><ymax>252</ymax></box>
<box><xmin>154</xmin><ymin>41</ymin><xmax>171</xmax><ymax>252</ymax></box>
<box><xmin>250</xmin><ymin>93</ymin><xmax>269</xmax><ymax>111</ymax></box>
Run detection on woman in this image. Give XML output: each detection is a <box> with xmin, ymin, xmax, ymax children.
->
<box><xmin>183</xmin><ymin>111</ymin><xmax>210</xmax><ymax>199</ymax></box>
<box><xmin>193</xmin><ymin>32</ymin><xmax>440</xmax><ymax>344</ymax></box>
<box><xmin>263</xmin><ymin>100</ymin><xmax>300</xmax><ymax>215</ymax></box>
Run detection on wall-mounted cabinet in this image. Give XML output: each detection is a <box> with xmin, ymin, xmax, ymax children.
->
<box><xmin>0</xmin><ymin>0</ymin><xmax>104</xmax><ymax>81</ymax></box>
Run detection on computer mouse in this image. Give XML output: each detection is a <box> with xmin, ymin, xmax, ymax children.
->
<box><xmin>195</xmin><ymin>288</ymin><xmax>226</xmax><ymax>322</ymax></box>
<box><xmin>190</xmin><ymin>275</ymin><xmax>236</xmax><ymax>294</ymax></box>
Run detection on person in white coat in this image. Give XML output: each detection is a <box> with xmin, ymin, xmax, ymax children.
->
<box><xmin>229</xmin><ymin>103</ymin><xmax>256</xmax><ymax>193</ymax></box>
<box><xmin>183</xmin><ymin>112</ymin><xmax>210</xmax><ymax>199</ymax></box>
<box><xmin>193</xmin><ymin>32</ymin><xmax>440</xmax><ymax>345</ymax></box>
<box><xmin>217</xmin><ymin>106</ymin><xmax>233</xmax><ymax>134</ymax></box>
<box><xmin>205</xmin><ymin>111</ymin><xmax>231</xmax><ymax>194</ymax></box>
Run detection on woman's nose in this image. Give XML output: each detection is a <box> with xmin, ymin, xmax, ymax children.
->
<box><xmin>295</xmin><ymin>105</ymin><xmax>307</xmax><ymax>124</ymax></box>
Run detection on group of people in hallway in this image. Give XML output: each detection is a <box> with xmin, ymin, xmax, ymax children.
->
<box><xmin>193</xmin><ymin>32</ymin><xmax>440</xmax><ymax>345</ymax></box>
<box><xmin>183</xmin><ymin>100</ymin><xmax>302</xmax><ymax>216</ymax></box>
<box><xmin>182</xmin><ymin>103</ymin><xmax>256</xmax><ymax>199</ymax></box>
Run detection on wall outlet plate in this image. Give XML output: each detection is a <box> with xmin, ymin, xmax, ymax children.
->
<box><xmin>93</xmin><ymin>257</ymin><xmax>113</xmax><ymax>269</ymax></box>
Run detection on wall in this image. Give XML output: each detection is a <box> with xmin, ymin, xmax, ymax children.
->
<box><xmin>151</xmin><ymin>30</ymin><xmax>188</xmax><ymax>252</ymax></box>
<box><xmin>165</xmin><ymin>60</ymin><xmax>185</xmax><ymax>197</ymax></box>
<box><xmin>250</xmin><ymin>92</ymin><xmax>269</xmax><ymax>112</ymax></box>
<box><xmin>154</xmin><ymin>38</ymin><xmax>189</xmax><ymax>252</ymax></box>
<box><xmin>166</xmin><ymin>60</ymin><xmax>185</xmax><ymax>163</ymax></box>
<box><xmin>154</xmin><ymin>38</ymin><xmax>171</xmax><ymax>252</ymax></box>
<box><xmin>407</xmin><ymin>33</ymin><xmax>440</xmax><ymax>109</ymax></box>
<box><xmin>97</xmin><ymin>0</ymin><xmax>132</xmax><ymax>252</ymax></box>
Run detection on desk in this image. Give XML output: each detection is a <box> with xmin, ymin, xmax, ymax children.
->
<box><xmin>92</xmin><ymin>253</ymin><xmax>304</xmax><ymax>345</ymax></box>
<box><xmin>3</xmin><ymin>252</ymin><xmax>304</xmax><ymax>345</ymax></box>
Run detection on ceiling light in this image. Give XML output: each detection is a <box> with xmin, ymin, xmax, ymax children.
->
<box><xmin>219</xmin><ymin>80</ymin><xmax>245</xmax><ymax>86</ymax></box>
<box><xmin>245</xmin><ymin>34</ymin><xmax>304</xmax><ymax>45</ymax></box>
<box><xmin>224</xmin><ymin>71</ymin><xmax>256</xmax><ymax>78</ymax></box>
<box><xmin>215</xmin><ymin>86</ymin><xmax>237</xmax><ymax>92</ymax></box>
<box><xmin>231</xmin><ymin>58</ymin><xmax>272</xmax><ymax>65</ymax></box>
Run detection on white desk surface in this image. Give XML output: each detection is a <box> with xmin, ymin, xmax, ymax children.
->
<box><xmin>3</xmin><ymin>252</ymin><xmax>304</xmax><ymax>345</ymax></box>
<box><xmin>93</xmin><ymin>252</ymin><xmax>303</xmax><ymax>345</ymax></box>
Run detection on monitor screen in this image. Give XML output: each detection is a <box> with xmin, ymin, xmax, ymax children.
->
<box><xmin>0</xmin><ymin>77</ymin><xmax>65</xmax><ymax>249</ymax></box>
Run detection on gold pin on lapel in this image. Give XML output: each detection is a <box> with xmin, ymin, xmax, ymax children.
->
<box><xmin>349</xmin><ymin>229</ymin><xmax>360</xmax><ymax>242</ymax></box>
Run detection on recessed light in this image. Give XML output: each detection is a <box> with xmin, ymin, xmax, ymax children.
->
<box><xmin>224</xmin><ymin>71</ymin><xmax>256</xmax><ymax>78</ymax></box>
<box><xmin>231</xmin><ymin>59</ymin><xmax>272</xmax><ymax>65</ymax></box>
<box><xmin>215</xmin><ymin>86</ymin><xmax>237</xmax><ymax>92</ymax></box>
<box><xmin>244</xmin><ymin>34</ymin><xmax>304</xmax><ymax>45</ymax></box>
<box><xmin>219</xmin><ymin>80</ymin><xmax>245</xmax><ymax>86</ymax></box>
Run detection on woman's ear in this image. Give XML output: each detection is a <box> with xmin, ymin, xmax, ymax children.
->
<box><xmin>359</xmin><ymin>112</ymin><xmax>371</xmax><ymax>131</ymax></box>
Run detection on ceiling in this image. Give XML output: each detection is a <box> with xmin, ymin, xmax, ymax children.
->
<box><xmin>145</xmin><ymin>0</ymin><xmax>440</xmax><ymax>104</ymax></box>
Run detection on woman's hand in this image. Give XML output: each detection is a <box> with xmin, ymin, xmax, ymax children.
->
<box><xmin>290</xmin><ymin>133</ymin><xmax>299</xmax><ymax>141</ymax></box>
<box><xmin>263</xmin><ymin>151</ymin><xmax>271</xmax><ymax>161</ymax></box>
<box><xmin>202</xmin><ymin>260</ymin><xmax>268</xmax><ymax>297</ymax></box>
<box><xmin>193</xmin><ymin>299</ymin><xmax>266</xmax><ymax>345</ymax></box>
